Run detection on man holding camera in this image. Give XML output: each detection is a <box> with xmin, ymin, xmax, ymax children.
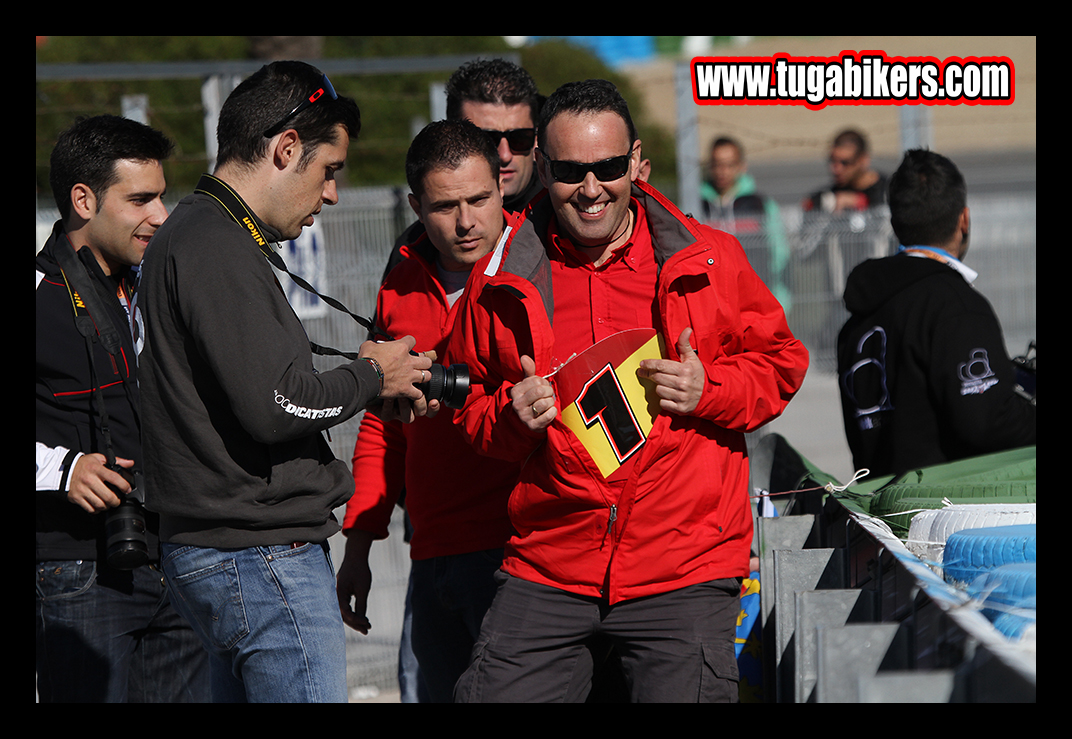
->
<box><xmin>138</xmin><ymin>61</ymin><xmax>432</xmax><ymax>703</ymax></box>
<box><xmin>337</xmin><ymin>119</ymin><xmax>523</xmax><ymax>702</ymax></box>
<box><xmin>36</xmin><ymin>115</ymin><xmax>210</xmax><ymax>702</ymax></box>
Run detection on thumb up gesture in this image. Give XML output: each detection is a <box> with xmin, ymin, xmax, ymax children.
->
<box><xmin>637</xmin><ymin>328</ymin><xmax>705</xmax><ymax>415</ymax></box>
<box><xmin>509</xmin><ymin>355</ymin><xmax>557</xmax><ymax>432</ymax></box>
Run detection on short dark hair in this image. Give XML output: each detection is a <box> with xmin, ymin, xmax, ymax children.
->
<box><xmin>49</xmin><ymin>115</ymin><xmax>174</xmax><ymax>221</ymax></box>
<box><xmin>833</xmin><ymin>128</ymin><xmax>868</xmax><ymax>156</ymax></box>
<box><xmin>406</xmin><ymin>119</ymin><xmax>500</xmax><ymax>201</ymax></box>
<box><xmin>888</xmin><ymin>149</ymin><xmax>967</xmax><ymax>247</ymax></box>
<box><xmin>445</xmin><ymin>58</ymin><xmax>541</xmax><ymax>125</ymax></box>
<box><xmin>537</xmin><ymin>79</ymin><xmax>637</xmax><ymax>152</ymax></box>
<box><xmin>214</xmin><ymin>60</ymin><xmax>361</xmax><ymax>173</ymax></box>
<box><xmin>711</xmin><ymin>136</ymin><xmax>744</xmax><ymax>160</ymax></box>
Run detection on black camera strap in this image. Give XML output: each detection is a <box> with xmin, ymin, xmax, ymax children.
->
<box><xmin>194</xmin><ymin>174</ymin><xmax>390</xmax><ymax>360</ymax></box>
<box><xmin>54</xmin><ymin>237</ymin><xmax>136</xmax><ymax>470</ymax></box>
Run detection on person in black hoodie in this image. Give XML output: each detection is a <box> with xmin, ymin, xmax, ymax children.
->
<box><xmin>837</xmin><ymin>149</ymin><xmax>1035</xmax><ymax>478</ymax></box>
<box><xmin>36</xmin><ymin>115</ymin><xmax>210</xmax><ymax>702</ymax></box>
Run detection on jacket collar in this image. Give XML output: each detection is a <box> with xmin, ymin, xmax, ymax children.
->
<box><xmin>193</xmin><ymin>173</ymin><xmax>284</xmax><ymax>248</ymax></box>
<box><xmin>481</xmin><ymin>180</ymin><xmax>715</xmax><ymax>328</ymax></box>
<box><xmin>39</xmin><ymin>220</ymin><xmax>132</xmax><ymax>302</ymax></box>
<box><xmin>494</xmin><ymin>179</ymin><xmax>712</xmax><ymax>281</ymax></box>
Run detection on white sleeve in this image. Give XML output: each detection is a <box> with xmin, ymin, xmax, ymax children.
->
<box><xmin>36</xmin><ymin>441</ymin><xmax>81</xmax><ymax>492</ymax></box>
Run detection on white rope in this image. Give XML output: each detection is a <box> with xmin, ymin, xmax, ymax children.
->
<box><xmin>823</xmin><ymin>468</ymin><xmax>870</xmax><ymax>492</ymax></box>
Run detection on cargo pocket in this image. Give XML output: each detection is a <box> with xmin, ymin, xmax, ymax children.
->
<box><xmin>699</xmin><ymin>639</ymin><xmax>740</xmax><ymax>703</ymax></box>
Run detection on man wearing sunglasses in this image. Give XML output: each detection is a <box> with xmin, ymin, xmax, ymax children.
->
<box><xmin>447</xmin><ymin>59</ymin><xmax>544</xmax><ymax>210</ymax></box>
<box><xmin>804</xmin><ymin>128</ymin><xmax>887</xmax><ymax>213</ymax></box>
<box><xmin>138</xmin><ymin>61</ymin><xmax>433</xmax><ymax>703</ymax></box>
<box><xmin>449</xmin><ymin>79</ymin><xmax>808</xmax><ymax>702</ymax></box>
<box><xmin>382</xmin><ymin>60</ymin><xmax>543</xmax><ymax>284</ymax></box>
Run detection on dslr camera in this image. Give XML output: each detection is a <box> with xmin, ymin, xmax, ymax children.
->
<box><xmin>104</xmin><ymin>464</ymin><xmax>149</xmax><ymax>570</ymax></box>
<box><xmin>417</xmin><ymin>362</ymin><xmax>470</xmax><ymax>410</ymax></box>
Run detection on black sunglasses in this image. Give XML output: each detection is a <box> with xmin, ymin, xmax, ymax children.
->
<box><xmin>263</xmin><ymin>74</ymin><xmax>338</xmax><ymax>138</ymax></box>
<box><xmin>544</xmin><ymin>150</ymin><xmax>633</xmax><ymax>185</ymax></box>
<box><xmin>483</xmin><ymin>128</ymin><xmax>536</xmax><ymax>155</ymax></box>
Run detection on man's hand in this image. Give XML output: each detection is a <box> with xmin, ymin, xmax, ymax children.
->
<box><xmin>358</xmin><ymin>335</ymin><xmax>433</xmax><ymax>417</ymax></box>
<box><xmin>336</xmin><ymin>532</ymin><xmax>375</xmax><ymax>634</ymax></box>
<box><xmin>67</xmin><ymin>454</ymin><xmax>133</xmax><ymax>514</ymax></box>
<box><xmin>510</xmin><ymin>355</ymin><xmax>557</xmax><ymax>432</ymax></box>
<box><xmin>637</xmin><ymin>328</ymin><xmax>705</xmax><ymax>415</ymax></box>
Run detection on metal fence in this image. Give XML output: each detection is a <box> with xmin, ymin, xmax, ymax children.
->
<box><xmin>35</xmin><ymin>187</ymin><xmax>1035</xmax><ymax>699</ymax></box>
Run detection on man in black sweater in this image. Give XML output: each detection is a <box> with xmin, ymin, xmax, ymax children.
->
<box><xmin>138</xmin><ymin>61</ymin><xmax>432</xmax><ymax>703</ymax></box>
<box><xmin>837</xmin><ymin>149</ymin><xmax>1035</xmax><ymax>478</ymax></box>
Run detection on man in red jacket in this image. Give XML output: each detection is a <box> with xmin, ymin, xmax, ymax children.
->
<box><xmin>449</xmin><ymin>80</ymin><xmax>808</xmax><ymax>702</ymax></box>
<box><xmin>336</xmin><ymin>119</ymin><xmax>522</xmax><ymax>702</ymax></box>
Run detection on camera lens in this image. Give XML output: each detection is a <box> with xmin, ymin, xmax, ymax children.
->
<box><xmin>419</xmin><ymin>363</ymin><xmax>470</xmax><ymax>409</ymax></box>
<box><xmin>104</xmin><ymin>466</ymin><xmax>150</xmax><ymax>570</ymax></box>
<box><xmin>105</xmin><ymin>498</ymin><xmax>150</xmax><ymax>570</ymax></box>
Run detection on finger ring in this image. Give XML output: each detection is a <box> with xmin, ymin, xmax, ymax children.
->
<box><xmin>532</xmin><ymin>402</ymin><xmax>539</xmax><ymax>415</ymax></box>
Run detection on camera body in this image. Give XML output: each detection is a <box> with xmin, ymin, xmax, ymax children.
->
<box><xmin>418</xmin><ymin>362</ymin><xmax>470</xmax><ymax>409</ymax></box>
<box><xmin>104</xmin><ymin>464</ymin><xmax>149</xmax><ymax>570</ymax></box>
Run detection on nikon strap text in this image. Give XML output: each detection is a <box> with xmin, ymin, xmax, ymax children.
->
<box><xmin>193</xmin><ymin>174</ymin><xmax>387</xmax><ymax>359</ymax></box>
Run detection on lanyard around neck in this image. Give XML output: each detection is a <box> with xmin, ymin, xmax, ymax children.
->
<box><xmin>193</xmin><ymin>174</ymin><xmax>389</xmax><ymax>354</ymax></box>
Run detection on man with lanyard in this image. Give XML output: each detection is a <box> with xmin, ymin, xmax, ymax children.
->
<box><xmin>449</xmin><ymin>79</ymin><xmax>808</xmax><ymax>702</ymax></box>
<box><xmin>137</xmin><ymin>61</ymin><xmax>432</xmax><ymax>703</ymax></box>
<box><xmin>837</xmin><ymin>148</ymin><xmax>1036</xmax><ymax>477</ymax></box>
<box><xmin>36</xmin><ymin>115</ymin><xmax>210</xmax><ymax>702</ymax></box>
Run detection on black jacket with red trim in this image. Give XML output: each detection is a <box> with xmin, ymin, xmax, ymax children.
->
<box><xmin>36</xmin><ymin>221</ymin><xmax>148</xmax><ymax>561</ymax></box>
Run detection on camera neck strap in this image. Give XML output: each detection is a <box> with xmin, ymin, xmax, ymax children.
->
<box><xmin>194</xmin><ymin>174</ymin><xmax>389</xmax><ymax>360</ymax></box>
<box><xmin>54</xmin><ymin>236</ymin><xmax>135</xmax><ymax>468</ymax></box>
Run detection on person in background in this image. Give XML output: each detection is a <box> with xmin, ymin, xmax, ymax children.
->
<box><xmin>804</xmin><ymin>128</ymin><xmax>887</xmax><ymax>213</ymax></box>
<box><xmin>701</xmin><ymin>136</ymin><xmax>791</xmax><ymax>309</ymax></box>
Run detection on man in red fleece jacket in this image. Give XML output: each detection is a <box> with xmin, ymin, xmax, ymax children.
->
<box><xmin>336</xmin><ymin>119</ymin><xmax>522</xmax><ymax>702</ymax></box>
<box><xmin>449</xmin><ymin>80</ymin><xmax>808</xmax><ymax>702</ymax></box>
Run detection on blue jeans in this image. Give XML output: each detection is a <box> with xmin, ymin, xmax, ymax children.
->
<box><xmin>36</xmin><ymin>559</ymin><xmax>211</xmax><ymax>702</ymax></box>
<box><xmin>160</xmin><ymin>541</ymin><xmax>348</xmax><ymax>703</ymax></box>
<box><xmin>409</xmin><ymin>548</ymin><xmax>503</xmax><ymax>702</ymax></box>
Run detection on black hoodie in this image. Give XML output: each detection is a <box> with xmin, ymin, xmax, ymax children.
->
<box><xmin>837</xmin><ymin>252</ymin><xmax>1035</xmax><ymax>477</ymax></box>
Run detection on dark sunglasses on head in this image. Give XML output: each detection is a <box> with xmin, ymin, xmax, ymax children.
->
<box><xmin>483</xmin><ymin>128</ymin><xmax>536</xmax><ymax>155</ymax></box>
<box><xmin>263</xmin><ymin>74</ymin><xmax>338</xmax><ymax>138</ymax></box>
<box><xmin>544</xmin><ymin>151</ymin><xmax>633</xmax><ymax>185</ymax></box>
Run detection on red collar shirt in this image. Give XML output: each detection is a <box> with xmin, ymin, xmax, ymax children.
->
<box><xmin>544</xmin><ymin>202</ymin><xmax>660</xmax><ymax>370</ymax></box>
